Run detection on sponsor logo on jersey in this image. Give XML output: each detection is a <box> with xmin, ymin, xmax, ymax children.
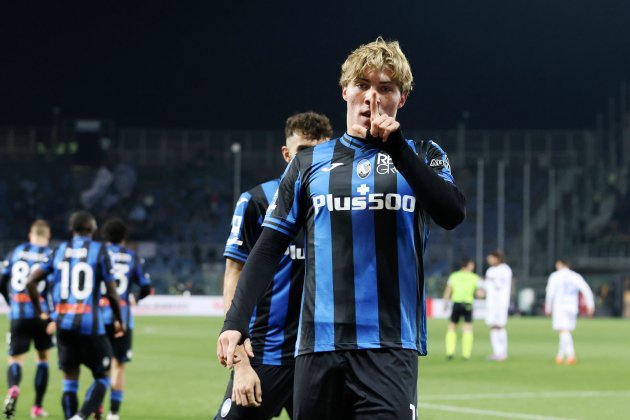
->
<box><xmin>357</xmin><ymin>159</ymin><xmax>371</xmax><ymax>179</ymax></box>
<box><xmin>312</xmin><ymin>184</ymin><xmax>415</xmax><ymax>215</ymax></box>
<box><xmin>64</xmin><ymin>248</ymin><xmax>88</xmax><ymax>259</ymax></box>
<box><xmin>429</xmin><ymin>158</ymin><xmax>451</xmax><ymax>170</ymax></box>
<box><xmin>376</xmin><ymin>153</ymin><xmax>398</xmax><ymax>175</ymax></box>
<box><xmin>16</xmin><ymin>251</ymin><xmax>48</xmax><ymax>262</ymax></box>
<box><xmin>285</xmin><ymin>245</ymin><xmax>305</xmax><ymax>260</ymax></box>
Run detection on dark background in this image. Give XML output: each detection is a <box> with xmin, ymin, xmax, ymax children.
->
<box><xmin>2</xmin><ymin>0</ymin><xmax>629</xmax><ymax>131</ymax></box>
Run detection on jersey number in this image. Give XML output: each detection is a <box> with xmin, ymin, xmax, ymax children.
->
<box><xmin>11</xmin><ymin>261</ymin><xmax>45</xmax><ymax>293</ymax></box>
<box><xmin>59</xmin><ymin>261</ymin><xmax>94</xmax><ymax>300</ymax></box>
<box><xmin>100</xmin><ymin>263</ymin><xmax>129</xmax><ymax>295</ymax></box>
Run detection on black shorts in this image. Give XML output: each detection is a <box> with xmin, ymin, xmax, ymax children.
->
<box><xmin>214</xmin><ymin>364</ymin><xmax>294</xmax><ymax>420</ymax></box>
<box><xmin>105</xmin><ymin>324</ymin><xmax>133</xmax><ymax>363</ymax></box>
<box><xmin>450</xmin><ymin>302</ymin><xmax>473</xmax><ymax>324</ymax></box>
<box><xmin>57</xmin><ymin>330</ymin><xmax>113</xmax><ymax>378</ymax></box>
<box><xmin>7</xmin><ymin>319</ymin><xmax>54</xmax><ymax>356</ymax></box>
<box><xmin>293</xmin><ymin>349</ymin><xmax>418</xmax><ymax>420</ymax></box>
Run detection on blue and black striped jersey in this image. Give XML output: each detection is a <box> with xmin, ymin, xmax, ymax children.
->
<box><xmin>225</xmin><ymin>178</ymin><xmax>305</xmax><ymax>366</ymax></box>
<box><xmin>263</xmin><ymin>134</ymin><xmax>457</xmax><ymax>356</ymax></box>
<box><xmin>40</xmin><ymin>236</ymin><xmax>115</xmax><ymax>336</ymax></box>
<box><xmin>99</xmin><ymin>244</ymin><xmax>151</xmax><ymax>330</ymax></box>
<box><xmin>1</xmin><ymin>243</ymin><xmax>52</xmax><ymax>320</ymax></box>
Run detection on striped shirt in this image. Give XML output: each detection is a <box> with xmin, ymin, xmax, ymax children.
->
<box><xmin>225</xmin><ymin>179</ymin><xmax>305</xmax><ymax>366</ymax></box>
<box><xmin>263</xmin><ymin>133</ymin><xmax>458</xmax><ymax>356</ymax></box>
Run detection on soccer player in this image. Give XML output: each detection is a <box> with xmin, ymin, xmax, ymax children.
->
<box><xmin>443</xmin><ymin>257</ymin><xmax>482</xmax><ymax>360</ymax></box>
<box><xmin>99</xmin><ymin>218</ymin><xmax>152</xmax><ymax>420</ymax></box>
<box><xmin>215</xmin><ymin>111</ymin><xmax>333</xmax><ymax>420</ymax></box>
<box><xmin>25</xmin><ymin>211</ymin><xmax>125</xmax><ymax>420</ymax></box>
<box><xmin>1</xmin><ymin>220</ymin><xmax>55</xmax><ymax>418</ymax></box>
<box><xmin>481</xmin><ymin>250</ymin><xmax>512</xmax><ymax>361</ymax></box>
<box><xmin>218</xmin><ymin>37</ymin><xmax>466</xmax><ymax>419</ymax></box>
<box><xmin>545</xmin><ymin>259</ymin><xmax>595</xmax><ymax>365</ymax></box>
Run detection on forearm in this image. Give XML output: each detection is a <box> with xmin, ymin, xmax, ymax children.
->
<box><xmin>26</xmin><ymin>282</ymin><xmax>44</xmax><ymax>316</ymax></box>
<box><xmin>137</xmin><ymin>285</ymin><xmax>152</xmax><ymax>301</ymax></box>
<box><xmin>223</xmin><ymin>259</ymin><xmax>244</xmax><ymax>316</ymax></box>
<box><xmin>221</xmin><ymin>228</ymin><xmax>291</xmax><ymax>337</ymax></box>
<box><xmin>106</xmin><ymin>284</ymin><xmax>124</xmax><ymax>324</ymax></box>
<box><xmin>374</xmin><ymin>130</ymin><xmax>466</xmax><ymax>230</ymax></box>
<box><xmin>0</xmin><ymin>276</ymin><xmax>9</xmax><ymax>305</ymax></box>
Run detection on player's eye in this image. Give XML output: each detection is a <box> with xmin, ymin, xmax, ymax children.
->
<box><xmin>355</xmin><ymin>82</ymin><xmax>368</xmax><ymax>90</ymax></box>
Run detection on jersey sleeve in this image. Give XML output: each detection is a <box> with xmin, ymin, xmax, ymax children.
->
<box><xmin>418</xmin><ymin>140</ymin><xmax>455</xmax><ymax>184</ymax></box>
<box><xmin>262</xmin><ymin>157</ymin><xmax>304</xmax><ymax>238</ymax></box>
<box><xmin>132</xmin><ymin>254</ymin><xmax>151</xmax><ymax>287</ymax></box>
<box><xmin>224</xmin><ymin>191</ymin><xmax>262</xmax><ymax>263</ymax></box>
<box><xmin>576</xmin><ymin>274</ymin><xmax>595</xmax><ymax>310</ymax></box>
<box><xmin>544</xmin><ymin>274</ymin><xmax>556</xmax><ymax>313</ymax></box>
<box><xmin>98</xmin><ymin>244</ymin><xmax>115</xmax><ymax>283</ymax></box>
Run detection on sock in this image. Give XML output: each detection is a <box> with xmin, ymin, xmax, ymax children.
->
<box><xmin>462</xmin><ymin>331</ymin><xmax>474</xmax><ymax>359</ymax></box>
<box><xmin>34</xmin><ymin>361</ymin><xmax>49</xmax><ymax>407</ymax></box>
<box><xmin>79</xmin><ymin>378</ymin><xmax>109</xmax><ymax>418</ymax></box>
<box><xmin>490</xmin><ymin>330</ymin><xmax>500</xmax><ymax>355</ymax></box>
<box><xmin>62</xmin><ymin>380</ymin><xmax>79</xmax><ymax>419</ymax></box>
<box><xmin>561</xmin><ymin>331</ymin><xmax>575</xmax><ymax>358</ymax></box>
<box><xmin>445</xmin><ymin>330</ymin><xmax>457</xmax><ymax>356</ymax></box>
<box><xmin>110</xmin><ymin>389</ymin><xmax>123</xmax><ymax>414</ymax></box>
<box><xmin>499</xmin><ymin>329</ymin><xmax>508</xmax><ymax>356</ymax></box>
<box><xmin>7</xmin><ymin>363</ymin><xmax>21</xmax><ymax>388</ymax></box>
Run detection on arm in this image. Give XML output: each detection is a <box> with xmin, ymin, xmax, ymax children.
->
<box><xmin>223</xmin><ymin>258</ymin><xmax>244</xmax><ymax>316</ymax></box>
<box><xmin>218</xmin><ymin>228</ymin><xmax>292</xmax><ymax>367</ymax></box>
<box><xmin>105</xmin><ymin>281</ymin><xmax>125</xmax><ymax>334</ymax></box>
<box><xmin>26</xmin><ymin>268</ymin><xmax>48</xmax><ymax>318</ymax></box>
<box><xmin>544</xmin><ymin>276</ymin><xmax>555</xmax><ymax>315</ymax></box>
<box><xmin>133</xmin><ymin>255</ymin><xmax>152</xmax><ymax>301</ymax></box>
<box><xmin>577</xmin><ymin>276</ymin><xmax>595</xmax><ymax>316</ymax></box>
<box><xmin>442</xmin><ymin>284</ymin><xmax>452</xmax><ymax>311</ymax></box>
<box><xmin>0</xmin><ymin>274</ymin><xmax>10</xmax><ymax>305</ymax></box>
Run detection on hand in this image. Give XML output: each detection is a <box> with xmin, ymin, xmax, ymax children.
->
<box><xmin>232</xmin><ymin>352</ymin><xmax>262</xmax><ymax>407</ymax></box>
<box><xmin>587</xmin><ymin>307</ymin><xmax>595</xmax><ymax>317</ymax></box>
<box><xmin>217</xmin><ymin>331</ymin><xmax>254</xmax><ymax>368</ymax></box>
<box><xmin>39</xmin><ymin>312</ymin><xmax>50</xmax><ymax>322</ymax></box>
<box><xmin>113</xmin><ymin>320</ymin><xmax>126</xmax><ymax>338</ymax></box>
<box><xmin>45</xmin><ymin>321</ymin><xmax>56</xmax><ymax>336</ymax></box>
<box><xmin>351</xmin><ymin>91</ymin><xmax>400</xmax><ymax>142</ymax></box>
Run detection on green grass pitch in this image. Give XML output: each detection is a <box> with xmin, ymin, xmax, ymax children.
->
<box><xmin>1</xmin><ymin>316</ymin><xmax>628</xmax><ymax>419</ymax></box>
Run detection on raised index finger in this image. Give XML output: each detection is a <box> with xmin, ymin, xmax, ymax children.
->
<box><xmin>370</xmin><ymin>91</ymin><xmax>379</xmax><ymax>121</ymax></box>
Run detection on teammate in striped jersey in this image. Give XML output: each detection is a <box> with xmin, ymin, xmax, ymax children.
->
<box><xmin>545</xmin><ymin>259</ymin><xmax>594</xmax><ymax>365</ymax></box>
<box><xmin>218</xmin><ymin>37</ymin><xmax>466</xmax><ymax>419</ymax></box>
<box><xmin>100</xmin><ymin>218</ymin><xmax>152</xmax><ymax>420</ymax></box>
<box><xmin>215</xmin><ymin>112</ymin><xmax>332</xmax><ymax>420</ymax></box>
<box><xmin>1</xmin><ymin>220</ymin><xmax>55</xmax><ymax>418</ymax></box>
<box><xmin>26</xmin><ymin>211</ymin><xmax>125</xmax><ymax>420</ymax></box>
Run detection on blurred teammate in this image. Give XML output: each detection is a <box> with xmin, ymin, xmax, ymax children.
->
<box><xmin>214</xmin><ymin>111</ymin><xmax>332</xmax><ymax>420</ymax></box>
<box><xmin>545</xmin><ymin>259</ymin><xmax>595</xmax><ymax>365</ymax></box>
<box><xmin>1</xmin><ymin>220</ymin><xmax>54</xmax><ymax>418</ymax></box>
<box><xmin>481</xmin><ymin>250</ymin><xmax>512</xmax><ymax>361</ymax></box>
<box><xmin>25</xmin><ymin>211</ymin><xmax>125</xmax><ymax>420</ymax></box>
<box><xmin>218</xmin><ymin>37</ymin><xmax>465</xmax><ymax>419</ymax></box>
<box><xmin>443</xmin><ymin>257</ymin><xmax>482</xmax><ymax>360</ymax></box>
<box><xmin>99</xmin><ymin>218</ymin><xmax>152</xmax><ymax>420</ymax></box>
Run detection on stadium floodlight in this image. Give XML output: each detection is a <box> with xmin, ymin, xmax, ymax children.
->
<box><xmin>231</xmin><ymin>142</ymin><xmax>242</xmax><ymax>205</ymax></box>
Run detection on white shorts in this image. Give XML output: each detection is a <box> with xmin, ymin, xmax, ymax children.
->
<box><xmin>485</xmin><ymin>307</ymin><xmax>508</xmax><ymax>327</ymax></box>
<box><xmin>552</xmin><ymin>308</ymin><xmax>577</xmax><ymax>331</ymax></box>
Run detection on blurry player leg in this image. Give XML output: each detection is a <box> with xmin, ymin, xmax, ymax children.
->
<box><xmin>562</xmin><ymin>331</ymin><xmax>576</xmax><ymax>364</ymax></box>
<box><xmin>499</xmin><ymin>328</ymin><xmax>508</xmax><ymax>358</ymax></box>
<box><xmin>108</xmin><ymin>359</ymin><xmax>124</xmax><ymax>419</ymax></box>
<box><xmin>462</xmin><ymin>324</ymin><xmax>473</xmax><ymax>360</ymax></box>
<box><xmin>445</xmin><ymin>324</ymin><xmax>457</xmax><ymax>359</ymax></box>
<box><xmin>4</xmin><ymin>357</ymin><xmax>23</xmax><ymax>418</ymax></box>
<box><xmin>79</xmin><ymin>378</ymin><xmax>110</xmax><ymax>418</ymax></box>
<box><xmin>62</xmin><ymin>375</ymin><xmax>79</xmax><ymax>420</ymax></box>
<box><xmin>489</xmin><ymin>328</ymin><xmax>500</xmax><ymax>358</ymax></box>
<box><xmin>32</xmin><ymin>352</ymin><xmax>50</xmax><ymax>417</ymax></box>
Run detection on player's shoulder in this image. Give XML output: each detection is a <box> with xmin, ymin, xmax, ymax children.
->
<box><xmin>250</xmin><ymin>178</ymin><xmax>281</xmax><ymax>202</ymax></box>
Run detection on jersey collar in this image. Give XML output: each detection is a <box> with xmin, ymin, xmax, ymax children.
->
<box><xmin>341</xmin><ymin>132</ymin><xmax>377</xmax><ymax>152</ymax></box>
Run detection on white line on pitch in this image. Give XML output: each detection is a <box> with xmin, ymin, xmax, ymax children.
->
<box><xmin>419</xmin><ymin>403</ymin><xmax>578</xmax><ymax>420</ymax></box>
<box><xmin>422</xmin><ymin>390</ymin><xmax>630</xmax><ymax>401</ymax></box>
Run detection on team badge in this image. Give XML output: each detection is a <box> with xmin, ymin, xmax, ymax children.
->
<box><xmin>357</xmin><ymin>159</ymin><xmax>371</xmax><ymax>179</ymax></box>
<box><xmin>102</xmin><ymin>356</ymin><xmax>111</xmax><ymax>368</ymax></box>
<box><xmin>220</xmin><ymin>398</ymin><xmax>232</xmax><ymax>418</ymax></box>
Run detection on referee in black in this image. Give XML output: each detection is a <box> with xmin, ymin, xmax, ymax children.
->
<box><xmin>218</xmin><ymin>37</ymin><xmax>465</xmax><ymax>419</ymax></box>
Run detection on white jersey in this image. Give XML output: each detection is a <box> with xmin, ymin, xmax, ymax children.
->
<box><xmin>482</xmin><ymin>263</ymin><xmax>512</xmax><ymax>310</ymax></box>
<box><xmin>545</xmin><ymin>268</ymin><xmax>595</xmax><ymax>314</ymax></box>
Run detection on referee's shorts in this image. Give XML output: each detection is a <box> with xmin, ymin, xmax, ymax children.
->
<box><xmin>449</xmin><ymin>302</ymin><xmax>473</xmax><ymax>324</ymax></box>
<box><xmin>293</xmin><ymin>348</ymin><xmax>418</xmax><ymax>420</ymax></box>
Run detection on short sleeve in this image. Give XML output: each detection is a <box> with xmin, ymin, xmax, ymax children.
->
<box><xmin>262</xmin><ymin>158</ymin><xmax>303</xmax><ymax>238</ymax></box>
<box><xmin>224</xmin><ymin>191</ymin><xmax>263</xmax><ymax>263</ymax></box>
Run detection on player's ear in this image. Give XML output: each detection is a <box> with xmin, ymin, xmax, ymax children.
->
<box><xmin>398</xmin><ymin>91</ymin><xmax>408</xmax><ymax>109</ymax></box>
<box><xmin>342</xmin><ymin>86</ymin><xmax>348</xmax><ymax>101</ymax></box>
<box><xmin>281</xmin><ymin>146</ymin><xmax>291</xmax><ymax>163</ymax></box>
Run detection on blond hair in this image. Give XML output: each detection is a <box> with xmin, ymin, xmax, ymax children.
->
<box><xmin>339</xmin><ymin>36</ymin><xmax>414</xmax><ymax>94</ymax></box>
<box><xmin>30</xmin><ymin>219</ymin><xmax>50</xmax><ymax>238</ymax></box>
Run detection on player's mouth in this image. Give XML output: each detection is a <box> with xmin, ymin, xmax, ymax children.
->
<box><xmin>360</xmin><ymin>110</ymin><xmax>371</xmax><ymax>118</ymax></box>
